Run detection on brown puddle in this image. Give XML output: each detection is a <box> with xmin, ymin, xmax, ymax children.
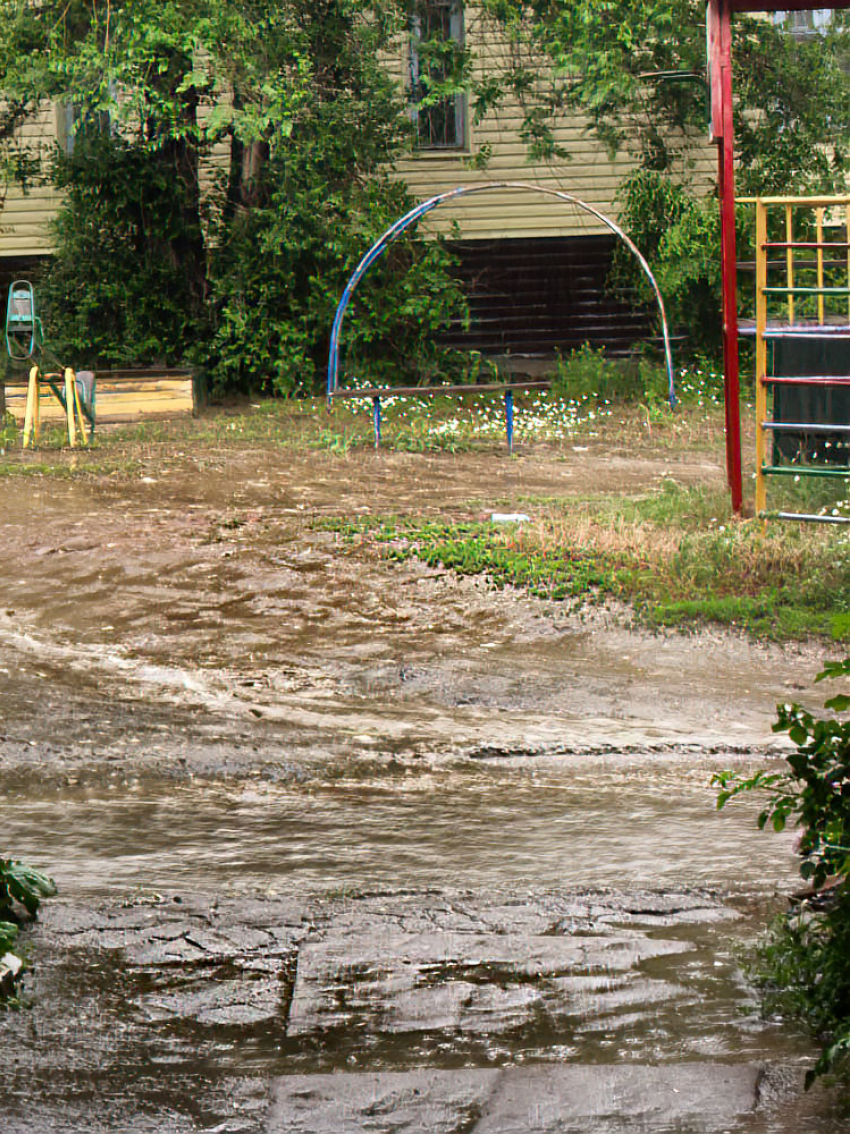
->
<box><xmin>4</xmin><ymin>760</ymin><xmax>799</xmax><ymax>900</ymax></box>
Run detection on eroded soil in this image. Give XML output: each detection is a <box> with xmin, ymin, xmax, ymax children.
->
<box><xmin>1</xmin><ymin>437</ymin><xmax>844</xmax><ymax>1132</ymax></box>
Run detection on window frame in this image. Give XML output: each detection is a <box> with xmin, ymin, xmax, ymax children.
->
<box><xmin>772</xmin><ymin>8</ymin><xmax>834</xmax><ymax>34</ymax></box>
<box><xmin>408</xmin><ymin>0</ymin><xmax>467</xmax><ymax>152</ymax></box>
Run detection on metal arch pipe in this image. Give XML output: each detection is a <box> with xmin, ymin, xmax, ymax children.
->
<box><xmin>326</xmin><ymin>181</ymin><xmax>677</xmax><ymax>406</ymax></box>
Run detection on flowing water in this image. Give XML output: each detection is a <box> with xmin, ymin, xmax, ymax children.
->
<box><xmin>4</xmin><ymin>761</ymin><xmax>797</xmax><ymax>899</ymax></box>
<box><xmin>0</xmin><ymin>446</ymin><xmax>845</xmax><ymax>1131</ymax></box>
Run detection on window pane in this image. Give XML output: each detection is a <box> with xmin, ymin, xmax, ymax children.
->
<box><xmin>410</xmin><ymin>1</ymin><xmax>465</xmax><ymax>149</ymax></box>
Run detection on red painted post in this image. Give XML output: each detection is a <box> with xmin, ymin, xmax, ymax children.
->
<box><xmin>716</xmin><ymin>0</ymin><xmax>744</xmax><ymax>514</ymax></box>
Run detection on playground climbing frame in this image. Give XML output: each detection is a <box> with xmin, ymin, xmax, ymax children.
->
<box><xmin>747</xmin><ymin>195</ymin><xmax>850</xmax><ymax>523</ymax></box>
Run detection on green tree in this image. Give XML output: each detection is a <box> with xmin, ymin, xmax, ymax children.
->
<box><xmin>0</xmin><ymin>0</ymin><xmax>465</xmax><ymax>392</ymax></box>
<box><xmin>475</xmin><ymin>2</ymin><xmax>850</xmax><ymax>188</ymax></box>
<box><xmin>472</xmin><ymin>3</ymin><xmax>850</xmax><ymax>349</ymax></box>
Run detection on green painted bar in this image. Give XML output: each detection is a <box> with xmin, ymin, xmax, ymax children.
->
<box><xmin>761</xmin><ymin>464</ymin><xmax>850</xmax><ymax>479</ymax></box>
<box><xmin>762</xmin><ymin>286</ymin><xmax>850</xmax><ymax>295</ymax></box>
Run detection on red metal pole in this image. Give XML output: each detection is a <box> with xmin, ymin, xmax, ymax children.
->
<box><xmin>717</xmin><ymin>0</ymin><xmax>744</xmax><ymax>513</ymax></box>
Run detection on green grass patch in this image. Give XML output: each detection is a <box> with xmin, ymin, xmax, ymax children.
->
<box><xmin>316</xmin><ymin>480</ymin><xmax>850</xmax><ymax>642</ymax></box>
<box><xmin>644</xmin><ymin>595</ymin><xmax>837</xmax><ymax>640</ymax></box>
<box><xmin>315</xmin><ymin>516</ymin><xmax>616</xmax><ymax>601</ymax></box>
<box><xmin>382</xmin><ymin>521</ymin><xmax>615</xmax><ymax>600</ymax></box>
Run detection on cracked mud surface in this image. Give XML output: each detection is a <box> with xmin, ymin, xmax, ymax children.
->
<box><xmin>0</xmin><ymin>439</ymin><xmax>844</xmax><ymax>1131</ymax></box>
<box><xmin>0</xmin><ymin>888</ymin><xmax>825</xmax><ymax>1132</ymax></box>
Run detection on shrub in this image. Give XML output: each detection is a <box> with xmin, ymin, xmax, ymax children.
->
<box><xmin>551</xmin><ymin>343</ymin><xmax>670</xmax><ymax>406</ymax></box>
<box><xmin>715</xmin><ymin>658</ymin><xmax>850</xmax><ymax>1085</ymax></box>
<box><xmin>0</xmin><ymin>858</ymin><xmax>57</xmax><ymax>919</ymax></box>
<box><xmin>206</xmin><ymin>166</ymin><xmax>467</xmax><ymax>397</ymax></box>
<box><xmin>612</xmin><ymin>169</ymin><xmax>725</xmax><ymax>356</ymax></box>
<box><xmin>0</xmin><ymin>857</ymin><xmax>57</xmax><ymax>1003</ymax></box>
<box><xmin>41</xmin><ymin>133</ymin><xmax>207</xmax><ymax>371</ymax></box>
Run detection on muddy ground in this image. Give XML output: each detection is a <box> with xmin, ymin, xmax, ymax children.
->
<box><xmin>0</xmin><ymin>436</ymin><xmax>844</xmax><ymax>1132</ymax></box>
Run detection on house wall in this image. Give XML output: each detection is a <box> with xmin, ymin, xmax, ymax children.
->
<box><xmin>392</xmin><ymin>6</ymin><xmax>718</xmax><ymax>241</ymax></box>
<box><xmin>0</xmin><ymin>7</ymin><xmax>718</xmax><ymax>261</ymax></box>
<box><xmin>0</xmin><ymin>102</ymin><xmax>64</xmax><ymax>258</ymax></box>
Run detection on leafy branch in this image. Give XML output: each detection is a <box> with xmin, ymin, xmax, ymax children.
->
<box><xmin>0</xmin><ymin>857</ymin><xmax>57</xmax><ymax>1004</ymax></box>
<box><xmin>714</xmin><ymin>658</ymin><xmax>850</xmax><ymax>1084</ymax></box>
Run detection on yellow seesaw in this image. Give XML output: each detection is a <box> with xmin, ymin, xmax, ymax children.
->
<box><xmin>22</xmin><ymin>364</ymin><xmax>91</xmax><ymax>449</ymax></box>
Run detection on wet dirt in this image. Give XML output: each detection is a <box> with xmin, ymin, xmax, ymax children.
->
<box><xmin>0</xmin><ymin>439</ymin><xmax>844</xmax><ymax>1132</ymax></box>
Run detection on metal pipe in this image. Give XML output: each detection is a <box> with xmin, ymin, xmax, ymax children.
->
<box><xmin>326</xmin><ymin>182</ymin><xmax>677</xmax><ymax>407</ymax></box>
<box><xmin>761</xmin><ymin>465</ymin><xmax>850</xmax><ymax>478</ymax></box>
<box><xmin>372</xmin><ymin>395</ymin><xmax>382</xmax><ymax>449</ymax></box>
<box><xmin>761</xmin><ymin>421</ymin><xmax>850</xmax><ymax>433</ymax></box>
<box><xmin>773</xmin><ymin>512</ymin><xmax>850</xmax><ymax>524</ymax></box>
<box><xmin>716</xmin><ymin>0</ymin><xmax>743</xmax><ymax>514</ymax></box>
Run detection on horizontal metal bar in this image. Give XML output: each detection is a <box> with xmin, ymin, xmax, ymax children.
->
<box><xmin>763</xmin><ymin>242</ymin><xmax>850</xmax><ymax>251</ymax></box>
<box><xmin>763</xmin><ymin>329</ymin><xmax>850</xmax><ymax>339</ymax></box>
<box><xmin>739</xmin><ymin>323</ymin><xmax>850</xmax><ymax>338</ymax></box>
<box><xmin>738</xmin><ymin>322</ymin><xmax>850</xmax><ymax>333</ymax></box>
<box><xmin>761</xmin><ymin>376</ymin><xmax>850</xmax><ymax>386</ymax></box>
<box><xmin>762</xmin><ymin>286</ymin><xmax>850</xmax><ymax>295</ymax></box>
<box><xmin>331</xmin><ymin>381</ymin><xmax>551</xmax><ymax>399</ymax></box>
<box><xmin>766</xmin><ymin>512</ymin><xmax>850</xmax><ymax>525</ymax></box>
<box><xmin>761</xmin><ymin>422</ymin><xmax>850</xmax><ymax>434</ymax></box>
<box><xmin>741</xmin><ymin>260</ymin><xmax>850</xmax><ymax>272</ymax></box>
<box><xmin>738</xmin><ymin>195</ymin><xmax>850</xmax><ymax>206</ymax></box>
<box><xmin>761</xmin><ymin>464</ymin><xmax>850</xmax><ymax>479</ymax></box>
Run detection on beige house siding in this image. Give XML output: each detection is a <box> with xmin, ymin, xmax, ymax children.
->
<box><xmin>0</xmin><ymin>9</ymin><xmax>718</xmax><ymax>259</ymax></box>
<box><xmin>0</xmin><ymin>102</ymin><xmax>63</xmax><ymax>257</ymax></box>
<box><xmin>394</xmin><ymin>7</ymin><xmax>717</xmax><ymax>240</ymax></box>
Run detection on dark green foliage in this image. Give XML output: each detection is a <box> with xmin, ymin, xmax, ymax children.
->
<box><xmin>0</xmin><ymin>857</ymin><xmax>55</xmax><ymax>1002</ymax></box>
<box><xmin>207</xmin><ymin>165</ymin><xmax>466</xmax><ymax>397</ymax></box>
<box><xmin>202</xmin><ymin>0</ymin><xmax>467</xmax><ymax>394</ymax></box>
<box><xmin>0</xmin><ymin>858</ymin><xmax>57</xmax><ymax>919</ymax></box>
<box><xmin>715</xmin><ymin>659</ymin><xmax>850</xmax><ymax>1084</ymax></box>
<box><xmin>0</xmin><ymin>0</ymin><xmax>467</xmax><ymax>394</ymax></box>
<box><xmin>478</xmin><ymin>2</ymin><xmax>850</xmax><ymax>186</ymax></box>
<box><xmin>474</xmin><ymin>4</ymin><xmax>848</xmax><ymax>354</ymax></box>
<box><xmin>40</xmin><ymin>134</ymin><xmax>206</xmax><ymax>369</ymax></box>
<box><xmin>0</xmin><ymin>920</ymin><xmax>17</xmax><ymax>956</ymax></box>
<box><xmin>612</xmin><ymin>170</ymin><xmax>722</xmax><ymax>352</ymax></box>
<box><xmin>716</xmin><ymin>661</ymin><xmax>850</xmax><ymax>889</ymax></box>
<box><xmin>753</xmin><ymin>904</ymin><xmax>850</xmax><ymax>1088</ymax></box>
<box><xmin>734</xmin><ymin>16</ymin><xmax>850</xmax><ymax>197</ymax></box>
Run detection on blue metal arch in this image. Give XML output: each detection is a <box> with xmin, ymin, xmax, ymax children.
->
<box><xmin>327</xmin><ymin>181</ymin><xmax>676</xmax><ymax>405</ymax></box>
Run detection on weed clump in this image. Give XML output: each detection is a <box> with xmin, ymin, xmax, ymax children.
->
<box><xmin>0</xmin><ymin>858</ymin><xmax>56</xmax><ymax>1004</ymax></box>
<box><xmin>317</xmin><ymin>480</ymin><xmax>850</xmax><ymax>643</ymax></box>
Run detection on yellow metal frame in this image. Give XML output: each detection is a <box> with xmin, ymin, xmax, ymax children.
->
<box><xmin>743</xmin><ymin>194</ymin><xmax>850</xmax><ymax>523</ymax></box>
<box><xmin>22</xmin><ymin>365</ymin><xmax>90</xmax><ymax>449</ymax></box>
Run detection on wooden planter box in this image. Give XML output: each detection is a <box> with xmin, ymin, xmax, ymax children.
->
<box><xmin>3</xmin><ymin>367</ymin><xmax>200</xmax><ymax>426</ymax></box>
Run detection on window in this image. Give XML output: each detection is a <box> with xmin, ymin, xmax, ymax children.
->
<box><xmin>409</xmin><ymin>1</ymin><xmax>466</xmax><ymax>150</ymax></box>
<box><xmin>773</xmin><ymin>9</ymin><xmax>833</xmax><ymax>36</ymax></box>
<box><xmin>55</xmin><ymin>101</ymin><xmax>77</xmax><ymax>156</ymax></box>
<box><xmin>55</xmin><ymin>89</ymin><xmax>116</xmax><ymax>156</ymax></box>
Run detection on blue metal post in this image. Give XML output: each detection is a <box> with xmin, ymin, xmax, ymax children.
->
<box><xmin>372</xmin><ymin>395</ymin><xmax>382</xmax><ymax>449</ymax></box>
<box><xmin>504</xmin><ymin>389</ymin><xmax>514</xmax><ymax>453</ymax></box>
